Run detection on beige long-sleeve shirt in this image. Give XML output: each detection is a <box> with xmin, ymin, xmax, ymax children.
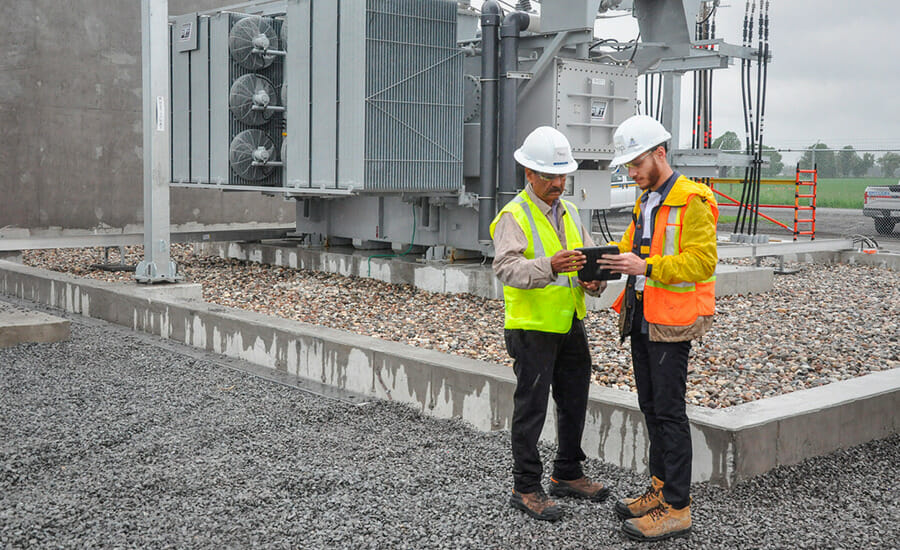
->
<box><xmin>492</xmin><ymin>184</ymin><xmax>597</xmax><ymax>290</ymax></box>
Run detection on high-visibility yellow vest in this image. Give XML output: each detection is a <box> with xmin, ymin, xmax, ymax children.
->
<box><xmin>490</xmin><ymin>191</ymin><xmax>586</xmax><ymax>333</ymax></box>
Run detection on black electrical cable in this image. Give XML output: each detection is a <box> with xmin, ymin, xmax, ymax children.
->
<box><xmin>692</xmin><ymin>18</ymin><xmax>699</xmax><ymax>149</ymax></box>
<box><xmin>601</xmin><ymin>209</ymin><xmax>614</xmax><ymax>242</ymax></box>
<box><xmin>750</xmin><ymin>0</ymin><xmax>766</xmax><ymax>235</ymax></box>
<box><xmin>655</xmin><ymin>73</ymin><xmax>663</xmax><ymax>120</ymax></box>
<box><xmin>735</xmin><ymin>1</ymin><xmax>754</xmax><ymax>234</ymax></box>
<box><xmin>692</xmin><ymin>68</ymin><xmax>699</xmax><ymax>149</ymax></box>
<box><xmin>734</xmin><ymin>0</ymin><xmax>750</xmax><ymax>233</ymax></box>
<box><xmin>628</xmin><ymin>31</ymin><xmax>641</xmax><ymax>64</ymax></box>
<box><xmin>593</xmin><ymin>210</ymin><xmax>614</xmax><ymax>244</ymax></box>
<box><xmin>588</xmin><ymin>38</ymin><xmax>618</xmax><ymax>51</ymax></box>
<box><xmin>695</xmin><ymin>5</ymin><xmax>714</xmax><ymax>186</ymax></box>
<box><xmin>708</xmin><ymin>15</ymin><xmax>716</xmax><ymax>151</ymax></box>
<box><xmin>753</xmin><ymin>0</ymin><xmax>771</xmax><ymax>235</ymax></box>
<box><xmin>643</xmin><ymin>74</ymin><xmax>649</xmax><ymax>116</ymax></box>
<box><xmin>697</xmin><ymin>3</ymin><xmax>717</xmax><ymax>25</ymax></box>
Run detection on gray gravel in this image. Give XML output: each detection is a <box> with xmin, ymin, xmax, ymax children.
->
<box><xmin>1</xmin><ymin>299</ymin><xmax>898</xmax><ymax>549</ymax></box>
<box><xmin>20</xmin><ymin>245</ymin><xmax>900</xmax><ymax>409</ymax></box>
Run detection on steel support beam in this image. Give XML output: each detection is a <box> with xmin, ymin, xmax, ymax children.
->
<box><xmin>136</xmin><ymin>0</ymin><xmax>180</xmax><ymax>283</ymax></box>
<box><xmin>661</xmin><ymin>71</ymin><xmax>682</xmax><ymax>149</ymax></box>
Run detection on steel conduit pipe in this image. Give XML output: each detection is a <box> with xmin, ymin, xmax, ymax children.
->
<box><xmin>497</xmin><ymin>11</ymin><xmax>531</xmax><ymax>209</ymax></box>
<box><xmin>477</xmin><ymin>1</ymin><xmax>501</xmax><ymax>244</ymax></box>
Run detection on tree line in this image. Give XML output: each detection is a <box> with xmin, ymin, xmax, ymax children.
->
<box><xmin>711</xmin><ymin>131</ymin><xmax>900</xmax><ymax>178</ymax></box>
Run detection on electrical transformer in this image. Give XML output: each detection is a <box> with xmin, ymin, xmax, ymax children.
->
<box><xmin>167</xmin><ymin>0</ymin><xmax>758</xmax><ymax>258</ymax></box>
<box><xmin>171</xmin><ymin>11</ymin><xmax>285</xmax><ymax>186</ymax></box>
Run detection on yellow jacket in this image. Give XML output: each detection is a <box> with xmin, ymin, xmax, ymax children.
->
<box><xmin>612</xmin><ymin>174</ymin><xmax>718</xmax><ymax>341</ymax></box>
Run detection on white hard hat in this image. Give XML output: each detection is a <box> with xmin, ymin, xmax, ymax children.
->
<box><xmin>609</xmin><ymin>115</ymin><xmax>672</xmax><ymax>167</ymax></box>
<box><xmin>514</xmin><ymin>126</ymin><xmax>579</xmax><ymax>174</ymax></box>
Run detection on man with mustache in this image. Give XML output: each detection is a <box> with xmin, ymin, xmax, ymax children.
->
<box><xmin>490</xmin><ymin>126</ymin><xmax>610</xmax><ymax>521</ymax></box>
<box><xmin>598</xmin><ymin>115</ymin><xmax>718</xmax><ymax>542</ymax></box>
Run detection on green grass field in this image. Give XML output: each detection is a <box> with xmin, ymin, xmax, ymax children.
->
<box><xmin>711</xmin><ymin>177</ymin><xmax>896</xmax><ymax>209</ymax></box>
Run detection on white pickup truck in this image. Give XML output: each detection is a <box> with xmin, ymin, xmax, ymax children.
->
<box><xmin>863</xmin><ymin>182</ymin><xmax>900</xmax><ymax>234</ymax></box>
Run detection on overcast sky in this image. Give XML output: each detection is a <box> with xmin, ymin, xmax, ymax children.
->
<box><xmin>664</xmin><ymin>0</ymin><xmax>900</xmax><ymax>158</ymax></box>
<box><xmin>479</xmin><ymin>1</ymin><xmax>900</xmax><ymax>162</ymax></box>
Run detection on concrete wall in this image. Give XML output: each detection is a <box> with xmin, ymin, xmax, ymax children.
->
<box><xmin>0</xmin><ymin>1</ymin><xmax>293</xmax><ymax>233</ymax></box>
<box><xmin>4</xmin><ymin>258</ymin><xmax>896</xmax><ymax>487</ymax></box>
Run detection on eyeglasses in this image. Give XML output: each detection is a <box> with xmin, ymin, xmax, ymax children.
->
<box><xmin>624</xmin><ymin>148</ymin><xmax>656</xmax><ymax>169</ymax></box>
<box><xmin>534</xmin><ymin>171</ymin><xmax>565</xmax><ymax>182</ymax></box>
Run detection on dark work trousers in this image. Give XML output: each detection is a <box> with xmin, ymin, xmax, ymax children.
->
<box><xmin>630</xmin><ymin>298</ymin><xmax>693</xmax><ymax>509</ymax></box>
<box><xmin>504</xmin><ymin>317</ymin><xmax>592</xmax><ymax>493</ymax></box>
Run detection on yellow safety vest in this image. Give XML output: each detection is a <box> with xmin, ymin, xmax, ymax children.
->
<box><xmin>490</xmin><ymin>191</ymin><xmax>586</xmax><ymax>333</ymax></box>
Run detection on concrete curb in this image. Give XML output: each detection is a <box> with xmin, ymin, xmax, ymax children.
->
<box><xmin>1</xmin><ymin>259</ymin><xmax>897</xmax><ymax>487</ymax></box>
<box><xmin>0</xmin><ymin>300</ymin><xmax>70</xmax><ymax>347</ymax></box>
<box><xmin>195</xmin><ymin>241</ymin><xmax>775</xmax><ymax>309</ymax></box>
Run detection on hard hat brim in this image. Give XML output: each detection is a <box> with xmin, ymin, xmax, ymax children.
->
<box><xmin>609</xmin><ymin>149</ymin><xmax>646</xmax><ymax>168</ymax></box>
<box><xmin>514</xmin><ymin>149</ymin><xmax>579</xmax><ymax>174</ymax></box>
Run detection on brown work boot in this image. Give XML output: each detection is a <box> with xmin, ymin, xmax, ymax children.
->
<box><xmin>614</xmin><ymin>475</ymin><xmax>664</xmax><ymax>519</ymax></box>
<box><xmin>548</xmin><ymin>475</ymin><xmax>611</xmax><ymax>502</ymax></box>
<box><xmin>622</xmin><ymin>496</ymin><xmax>692</xmax><ymax>542</ymax></box>
<box><xmin>509</xmin><ymin>489</ymin><xmax>563</xmax><ymax>521</ymax></box>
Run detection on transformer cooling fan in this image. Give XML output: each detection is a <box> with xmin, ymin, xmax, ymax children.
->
<box><xmin>229</xmin><ymin>15</ymin><xmax>279</xmax><ymax>71</ymax></box>
<box><xmin>229</xmin><ymin>129</ymin><xmax>276</xmax><ymax>181</ymax></box>
<box><xmin>229</xmin><ymin>74</ymin><xmax>277</xmax><ymax>126</ymax></box>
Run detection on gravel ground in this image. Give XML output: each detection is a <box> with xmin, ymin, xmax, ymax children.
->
<box><xmin>1</xmin><ymin>305</ymin><xmax>897</xmax><ymax>549</ymax></box>
<box><xmin>19</xmin><ymin>245</ymin><xmax>899</xmax><ymax>409</ymax></box>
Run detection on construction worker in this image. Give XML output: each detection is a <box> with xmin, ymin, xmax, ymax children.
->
<box><xmin>490</xmin><ymin>126</ymin><xmax>611</xmax><ymax>522</ymax></box>
<box><xmin>598</xmin><ymin>115</ymin><xmax>718</xmax><ymax>542</ymax></box>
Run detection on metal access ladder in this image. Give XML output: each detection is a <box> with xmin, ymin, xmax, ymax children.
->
<box><xmin>793</xmin><ymin>166</ymin><xmax>817</xmax><ymax>240</ymax></box>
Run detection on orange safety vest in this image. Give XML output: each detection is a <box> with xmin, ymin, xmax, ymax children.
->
<box><xmin>613</xmin><ymin>187</ymin><xmax>717</xmax><ymax>327</ymax></box>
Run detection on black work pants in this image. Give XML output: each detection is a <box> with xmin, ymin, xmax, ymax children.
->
<box><xmin>504</xmin><ymin>317</ymin><xmax>591</xmax><ymax>493</ymax></box>
<box><xmin>630</xmin><ymin>299</ymin><xmax>692</xmax><ymax>509</ymax></box>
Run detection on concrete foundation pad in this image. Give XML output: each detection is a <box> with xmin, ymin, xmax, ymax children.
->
<box><xmin>195</xmin><ymin>241</ymin><xmax>775</xmax><ymax>308</ymax></box>
<box><xmin>1</xmin><ymin>258</ymin><xmax>896</xmax><ymax>487</ymax></box>
<box><xmin>0</xmin><ymin>298</ymin><xmax>71</xmax><ymax>347</ymax></box>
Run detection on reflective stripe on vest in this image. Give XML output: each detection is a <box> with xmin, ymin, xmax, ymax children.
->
<box><xmin>643</xmin><ymin>197</ymin><xmax>716</xmax><ymax>326</ymax></box>
<box><xmin>492</xmin><ymin>192</ymin><xmax>586</xmax><ymax>333</ymax></box>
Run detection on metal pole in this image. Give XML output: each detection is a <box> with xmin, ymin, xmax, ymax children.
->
<box><xmin>478</xmin><ymin>1</ymin><xmax>501</xmax><ymax>244</ymax></box>
<box><xmin>136</xmin><ymin>0</ymin><xmax>180</xmax><ymax>283</ymax></box>
<box><xmin>497</xmin><ymin>12</ymin><xmax>530</xmax><ymax>209</ymax></box>
<box><xmin>661</xmin><ymin>72</ymin><xmax>682</xmax><ymax>154</ymax></box>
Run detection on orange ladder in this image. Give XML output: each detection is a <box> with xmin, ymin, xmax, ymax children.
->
<box><xmin>793</xmin><ymin>166</ymin><xmax>817</xmax><ymax>240</ymax></box>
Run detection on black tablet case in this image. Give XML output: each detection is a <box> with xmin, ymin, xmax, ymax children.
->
<box><xmin>576</xmin><ymin>246</ymin><xmax>622</xmax><ymax>281</ymax></box>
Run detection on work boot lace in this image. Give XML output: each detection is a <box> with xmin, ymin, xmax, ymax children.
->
<box><xmin>637</xmin><ymin>484</ymin><xmax>660</xmax><ymax>505</ymax></box>
<box><xmin>646</xmin><ymin>502</ymin><xmax>669</xmax><ymax>522</ymax></box>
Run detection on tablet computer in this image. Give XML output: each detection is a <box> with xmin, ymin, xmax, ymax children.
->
<box><xmin>576</xmin><ymin>246</ymin><xmax>622</xmax><ymax>281</ymax></box>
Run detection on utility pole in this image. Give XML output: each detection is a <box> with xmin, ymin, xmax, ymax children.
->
<box><xmin>136</xmin><ymin>0</ymin><xmax>180</xmax><ymax>283</ymax></box>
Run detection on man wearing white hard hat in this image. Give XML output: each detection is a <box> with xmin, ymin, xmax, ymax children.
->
<box><xmin>489</xmin><ymin>126</ymin><xmax>611</xmax><ymax>522</ymax></box>
<box><xmin>598</xmin><ymin>115</ymin><xmax>718</xmax><ymax>542</ymax></box>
